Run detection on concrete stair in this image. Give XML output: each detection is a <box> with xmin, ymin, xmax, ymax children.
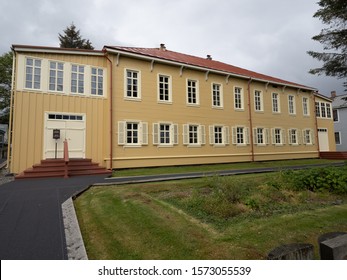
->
<box><xmin>320</xmin><ymin>152</ymin><xmax>347</xmax><ymax>160</ymax></box>
<box><xmin>15</xmin><ymin>158</ymin><xmax>112</xmax><ymax>179</ymax></box>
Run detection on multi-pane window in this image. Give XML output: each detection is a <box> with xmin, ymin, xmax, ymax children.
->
<box><xmin>126</xmin><ymin>122</ymin><xmax>139</xmax><ymax>144</ymax></box>
<box><xmin>321</xmin><ymin>102</ymin><xmax>326</xmax><ymax>118</ymax></box>
<box><xmin>158</xmin><ymin>75</ymin><xmax>171</xmax><ymax>102</ymax></box>
<box><xmin>25</xmin><ymin>58</ymin><xmax>41</xmax><ymax>89</ymax></box>
<box><xmin>71</xmin><ymin>65</ymin><xmax>84</xmax><ymax>94</ymax></box>
<box><xmin>49</xmin><ymin>61</ymin><xmax>64</xmax><ymax>92</ymax></box>
<box><xmin>288</xmin><ymin>129</ymin><xmax>299</xmax><ymax>145</ymax></box>
<box><xmin>316</xmin><ymin>101</ymin><xmax>332</xmax><ymax>119</ymax></box>
<box><xmin>189</xmin><ymin>125</ymin><xmax>199</xmax><ymax>144</ymax></box>
<box><xmin>326</xmin><ymin>103</ymin><xmax>332</xmax><ymax>118</ymax></box>
<box><xmin>91</xmin><ymin>68</ymin><xmax>103</xmax><ymax>95</ymax></box>
<box><xmin>302</xmin><ymin>97</ymin><xmax>309</xmax><ymax>116</ymax></box>
<box><xmin>209</xmin><ymin>125</ymin><xmax>230</xmax><ymax>145</ymax></box>
<box><xmin>254</xmin><ymin>90</ymin><xmax>263</xmax><ymax>111</ymax></box>
<box><xmin>254</xmin><ymin>128</ymin><xmax>269</xmax><ymax>145</ymax></box>
<box><xmin>118</xmin><ymin>121</ymin><xmax>148</xmax><ymax>146</ymax></box>
<box><xmin>183</xmin><ymin>124</ymin><xmax>205</xmax><ymax>145</ymax></box>
<box><xmin>288</xmin><ymin>95</ymin><xmax>295</xmax><ymax>114</ymax></box>
<box><xmin>315</xmin><ymin>102</ymin><xmax>321</xmax><ymax>117</ymax></box>
<box><xmin>236</xmin><ymin>127</ymin><xmax>244</xmax><ymax>144</ymax></box>
<box><xmin>303</xmin><ymin>129</ymin><xmax>313</xmax><ymax>145</ymax></box>
<box><xmin>212</xmin><ymin>83</ymin><xmax>222</xmax><ymax>107</ymax></box>
<box><xmin>232</xmin><ymin>126</ymin><xmax>249</xmax><ymax>145</ymax></box>
<box><xmin>272</xmin><ymin>128</ymin><xmax>284</xmax><ymax>145</ymax></box>
<box><xmin>234</xmin><ymin>87</ymin><xmax>243</xmax><ymax>109</ymax></box>
<box><xmin>187</xmin><ymin>80</ymin><xmax>198</xmax><ymax>104</ymax></box>
<box><xmin>126</xmin><ymin>70</ymin><xmax>139</xmax><ymax>98</ymax></box>
<box><xmin>214</xmin><ymin>126</ymin><xmax>223</xmax><ymax>144</ymax></box>
<box><xmin>153</xmin><ymin>123</ymin><xmax>178</xmax><ymax>145</ymax></box>
<box><xmin>272</xmin><ymin>93</ymin><xmax>280</xmax><ymax>113</ymax></box>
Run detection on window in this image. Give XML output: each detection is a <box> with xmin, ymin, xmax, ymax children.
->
<box><xmin>153</xmin><ymin>123</ymin><xmax>178</xmax><ymax>145</ymax></box>
<box><xmin>326</xmin><ymin>103</ymin><xmax>332</xmax><ymax>118</ymax></box>
<box><xmin>302</xmin><ymin>97</ymin><xmax>309</xmax><ymax>116</ymax></box>
<box><xmin>118</xmin><ymin>121</ymin><xmax>148</xmax><ymax>146</ymax></box>
<box><xmin>49</xmin><ymin>61</ymin><xmax>64</xmax><ymax>92</ymax></box>
<box><xmin>321</xmin><ymin>102</ymin><xmax>326</xmax><ymax>118</ymax></box>
<box><xmin>335</xmin><ymin>132</ymin><xmax>341</xmax><ymax>145</ymax></box>
<box><xmin>48</xmin><ymin>113</ymin><xmax>83</xmax><ymax>121</ymax></box>
<box><xmin>333</xmin><ymin>109</ymin><xmax>339</xmax><ymax>122</ymax></box>
<box><xmin>315</xmin><ymin>102</ymin><xmax>320</xmax><ymax>117</ymax></box>
<box><xmin>71</xmin><ymin>65</ymin><xmax>85</xmax><ymax>94</ymax></box>
<box><xmin>288</xmin><ymin>129</ymin><xmax>299</xmax><ymax>145</ymax></box>
<box><xmin>187</xmin><ymin>80</ymin><xmax>199</xmax><ymax>105</ymax></box>
<box><xmin>209</xmin><ymin>125</ymin><xmax>230</xmax><ymax>145</ymax></box>
<box><xmin>212</xmin><ymin>83</ymin><xmax>223</xmax><ymax>108</ymax></box>
<box><xmin>125</xmin><ymin>69</ymin><xmax>140</xmax><ymax>99</ymax></box>
<box><xmin>288</xmin><ymin>95</ymin><xmax>296</xmax><ymax>114</ymax></box>
<box><xmin>234</xmin><ymin>87</ymin><xmax>243</xmax><ymax>110</ymax></box>
<box><xmin>302</xmin><ymin>129</ymin><xmax>314</xmax><ymax>145</ymax></box>
<box><xmin>232</xmin><ymin>126</ymin><xmax>249</xmax><ymax>145</ymax></box>
<box><xmin>25</xmin><ymin>58</ymin><xmax>41</xmax><ymax>89</ymax></box>
<box><xmin>254</xmin><ymin>90</ymin><xmax>263</xmax><ymax>111</ymax></box>
<box><xmin>91</xmin><ymin>68</ymin><xmax>104</xmax><ymax>96</ymax></box>
<box><xmin>271</xmin><ymin>128</ymin><xmax>285</xmax><ymax>145</ymax></box>
<box><xmin>272</xmin><ymin>93</ymin><xmax>280</xmax><ymax>113</ymax></box>
<box><xmin>158</xmin><ymin>75</ymin><xmax>171</xmax><ymax>102</ymax></box>
<box><xmin>183</xmin><ymin>124</ymin><xmax>205</xmax><ymax>146</ymax></box>
<box><xmin>254</xmin><ymin>128</ymin><xmax>269</xmax><ymax>145</ymax></box>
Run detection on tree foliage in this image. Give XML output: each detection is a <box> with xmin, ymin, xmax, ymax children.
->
<box><xmin>58</xmin><ymin>23</ymin><xmax>94</xmax><ymax>49</ymax></box>
<box><xmin>0</xmin><ymin>51</ymin><xmax>13</xmax><ymax>124</ymax></box>
<box><xmin>308</xmin><ymin>0</ymin><xmax>347</xmax><ymax>88</ymax></box>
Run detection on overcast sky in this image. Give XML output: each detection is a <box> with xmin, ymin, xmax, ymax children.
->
<box><xmin>0</xmin><ymin>0</ymin><xmax>345</xmax><ymax>95</ymax></box>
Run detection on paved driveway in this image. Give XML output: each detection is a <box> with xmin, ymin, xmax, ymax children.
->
<box><xmin>0</xmin><ymin>175</ymin><xmax>106</xmax><ymax>260</ymax></box>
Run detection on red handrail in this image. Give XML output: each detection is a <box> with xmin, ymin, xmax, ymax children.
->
<box><xmin>63</xmin><ymin>139</ymin><xmax>69</xmax><ymax>178</ymax></box>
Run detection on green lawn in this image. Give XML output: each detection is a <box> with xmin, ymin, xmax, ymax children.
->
<box><xmin>112</xmin><ymin>159</ymin><xmax>344</xmax><ymax>177</ymax></box>
<box><xmin>75</xmin><ymin>168</ymin><xmax>347</xmax><ymax>260</ymax></box>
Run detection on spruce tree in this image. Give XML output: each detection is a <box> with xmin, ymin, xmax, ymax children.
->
<box><xmin>308</xmin><ymin>0</ymin><xmax>347</xmax><ymax>89</ymax></box>
<box><xmin>58</xmin><ymin>23</ymin><xmax>94</xmax><ymax>50</ymax></box>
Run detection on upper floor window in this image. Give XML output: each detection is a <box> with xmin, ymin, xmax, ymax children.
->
<box><xmin>49</xmin><ymin>61</ymin><xmax>64</xmax><ymax>92</ymax></box>
<box><xmin>71</xmin><ymin>65</ymin><xmax>85</xmax><ymax>94</ymax></box>
<box><xmin>187</xmin><ymin>79</ymin><xmax>199</xmax><ymax>105</ymax></box>
<box><xmin>91</xmin><ymin>68</ymin><xmax>104</xmax><ymax>96</ymax></box>
<box><xmin>315</xmin><ymin>102</ymin><xmax>321</xmax><ymax>117</ymax></box>
<box><xmin>158</xmin><ymin>75</ymin><xmax>171</xmax><ymax>102</ymax></box>
<box><xmin>272</xmin><ymin>92</ymin><xmax>280</xmax><ymax>113</ymax></box>
<box><xmin>125</xmin><ymin>69</ymin><xmax>140</xmax><ymax>99</ymax></box>
<box><xmin>25</xmin><ymin>58</ymin><xmax>41</xmax><ymax>89</ymax></box>
<box><xmin>302</xmin><ymin>97</ymin><xmax>309</xmax><ymax>116</ymax></box>
<box><xmin>288</xmin><ymin>95</ymin><xmax>296</xmax><ymax>115</ymax></box>
<box><xmin>326</xmin><ymin>103</ymin><xmax>332</xmax><ymax>118</ymax></box>
<box><xmin>234</xmin><ymin>87</ymin><xmax>244</xmax><ymax>110</ymax></box>
<box><xmin>212</xmin><ymin>83</ymin><xmax>223</xmax><ymax>108</ymax></box>
<box><xmin>254</xmin><ymin>90</ymin><xmax>263</xmax><ymax>112</ymax></box>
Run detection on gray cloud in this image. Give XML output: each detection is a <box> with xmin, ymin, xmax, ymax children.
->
<box><xmin>0</xmin><ymin>0</ymin><xmax>345</xmax><ymax>95</ymax></box>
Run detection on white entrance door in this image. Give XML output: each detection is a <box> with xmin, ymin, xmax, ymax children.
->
<box><xmin>318</xmin><ymin>128</ymin><xmax>329</xmax><ymax>152</ymax></box>
<box><xmin>44</xmin><ymin>113</ymin><xmax>86</xmax><ymax>159</ymax></box>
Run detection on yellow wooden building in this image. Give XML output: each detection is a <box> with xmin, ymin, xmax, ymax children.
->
<box><xmin>8</xmin><ymin>44</ymin><xmax>335</xmax><ymax>174</ymax></box>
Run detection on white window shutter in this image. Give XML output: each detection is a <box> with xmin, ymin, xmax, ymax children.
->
<box><xmin>282</xmin><ymin>129</ymin><xmax>286</xmax><ymax>144</ymax></box>
<box><xmin>153</xmin><ymin>123</ymin><xmax>159</xmax><ymax>145</ymax></box>
<box><xmin>183</xmin><ymin>124</ymin><xmax>189</xmax><ymax>145</ymax></box>
<box><xmin>173</xmin><ymin>124</ymin><xmax>179</xmax><ymax>145</ymax></box>
<box><xmin>232</xmin><ymin>126</ymin><xmax>237</xmax><ymax>145</ymax></box>
<box><xmin>302</xmin><ymin>129</ymin><xmax>306</xmax><ymax>144</ymax></box>
<box><xmin>245</xmin><ymin>127</ymin><xmax>250</xmax><ymax>145</ymax></box>
<box><xmin>224</xmin><ymin>126</ymin><xmax>230</xmax><ymax>145</ymax></box>
<box><xmin>271</xmin><ymin>128</ymin><xmax>275</xmax><ymax>145</ymax></box>
<box><xmin>142</xmin><ymin>122</ymin><xmax>148</xmax><ymax>145</ymax></box>
<box><xmin>200</xmin><ymin>125</ymin><xmax>206</xmax><ymax>145</ymax></box>
<box><xmin>265</xmin><ymin>128</ymin><xmax>270</xmax><ymax>145</ymax></box>
<box><xmin>209</xmin><ymin>125</ymin><xmax>214</xmax><ymax>145</ymax></box>
<box><xmin>253</xmin><ymin>128</ymin><xmax>258</xmax><ymax>144</ymax></box>
<box><xmin>311</xmin><ymin>130</ymin><xmax>315</xmax><ymax>145</ymax></box>
<box><xmin>297</xmin><ymin>129</ymin><xmax>301</xmax><ymax>145</ymax></box>
<box><xmin>118</xmin><ymin>121</ymin><xmax>125</xmax><ymax>145</ymax></box>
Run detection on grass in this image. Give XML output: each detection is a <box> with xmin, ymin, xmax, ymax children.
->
<box><xmin>75</xmin><ymin>168</ymin><xmax>347</xmax><ymax>260</ymax></box>
<box><xmin>112</xmin><ymin>158</ymin><xmax>343</xmax><ymax>177</ymax></box>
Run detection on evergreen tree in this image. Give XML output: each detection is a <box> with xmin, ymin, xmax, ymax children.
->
<box><xmin>308</xmin><ymin>0</ymin><xmax>347</xmax><ymax>89</ymax></box>
<box><xmin>58</xmin><ymin>23</ymin><xmax>94</xmax><ymax>49</ymax></box>
<box><xmin>0</xmin><ymin>51</ymin><xmax>13</xmax><ymax>124</ymax></box>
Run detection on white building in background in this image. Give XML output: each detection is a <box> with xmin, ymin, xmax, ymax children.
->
<box><xmin>332</xmin><ymin>91</ymin><xmax>347</xmax><ymax>151</ymax></box>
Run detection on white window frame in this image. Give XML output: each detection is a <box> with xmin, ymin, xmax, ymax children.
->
<box><xmin>158</xmin><ymin>74</ymin><xmax>172</xmax><ymax>103</ymax></box>
<box><xmin>234</xmin><ymin>87</ymin><xmax>244</xmax><ymax>110</ymax></box>
<box><xmin>209</xmin><ymin>125</ymin><xmax>230</xmax><ymax>146</ymax></box>
<box><xmin>91</xmin><ymin>67</ymin><xmax>104</xmax><ymax>96</ymax></box>
<box><xmin>302</xmin><ymin>129</ymin><xmax>314</xmax><ymax>145</ymax></box>
<box><xmin>186</xmin><ymin>79</ymin><xmax>199</xmax><ymax>106</ymax></box>
<box><xmin>25</xmin><ymin>57</ymin><xmax>42</xmax><ymax>90</ymax></box>
<box><xmin>153</xmin><ymin>122</ymin><xmax>178</xmax><ymax>146</ymax></box>
<box><xmin>288</xmin><ymin>128</ymin><xmax>300</xmax><ymax>145</ymax></box>
<box><xmin>183</xmin><ymin>124</ymin><xmax>205</xmax><ymax>146</ymax></box>
<box><xmin>253</xmin><ymin>127</ymin><xmax>269</xmax><ymax>145</ymax></box>
<box><xmin>232</xmin><ymin>126</ymin><xmax>250</xmax><ymax>146</ymax></box>
<box><xmin>118</xmin><ymin>121</ymin><xmax>148</xmax><ymax>146</ymax></box>
<box><xmin>212</xmin><ymin>83</ymin><xmax>223</xmax><ymax>108</ymax></box>
<box><xmin>125</xmin><ymin>69</ymin><xmax>141</xmax><ymax>100</ymax></box>
<box><xmin>254</xmin><ymin>90</ymin><xmax>263</xmax><ymax>112</ymax></box>
<box><xmin>302</xmin><ymin>97</ymin><xmax>309</xmax><ymax>116</ymax></box>
<box><xmin>71</xmin><ymin>64</ymin><xmax>85</xmax><ymax>94</ymax></box>
<box><xmin>49</xmin><ymin>61</ymin><xmax>64</xmax><ymax>92</ymax></box>
<box><xmin>272</xmin><ymin>92</ymin><xmax>280</xmax><ymax>113</ymax></box>
<box><xmin>271</xmin><ymin>128</ymin><xmax>286</xmax><ymax>145</ymax></box>
<box><xmin>288</xmin><ymin>95</ymin><xmax>296</xmax><ymax>115</ymax></box>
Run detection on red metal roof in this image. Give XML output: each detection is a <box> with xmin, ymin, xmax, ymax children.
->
<box><xmin>105</xmin><ymin>46</ymin><xmax>315</xmax><ymax>90</ymax></box>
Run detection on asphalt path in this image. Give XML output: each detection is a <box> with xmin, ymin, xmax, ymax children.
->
<box><xmin>0</xmin><ymin>161</ymin><xmax>345</xmax><ymax>260</ymax></box>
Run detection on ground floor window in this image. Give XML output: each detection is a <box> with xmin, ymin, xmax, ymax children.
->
<box><xmin>335</xmin><ymin>132</ymin><xmax>341</xmax><ymax>145</ymax></box>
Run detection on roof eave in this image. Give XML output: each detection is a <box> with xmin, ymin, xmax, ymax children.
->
<box><xmin>12</xmin><ymin>45</ymin><xmax>104</xmax><ymax>56</ymax></box>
